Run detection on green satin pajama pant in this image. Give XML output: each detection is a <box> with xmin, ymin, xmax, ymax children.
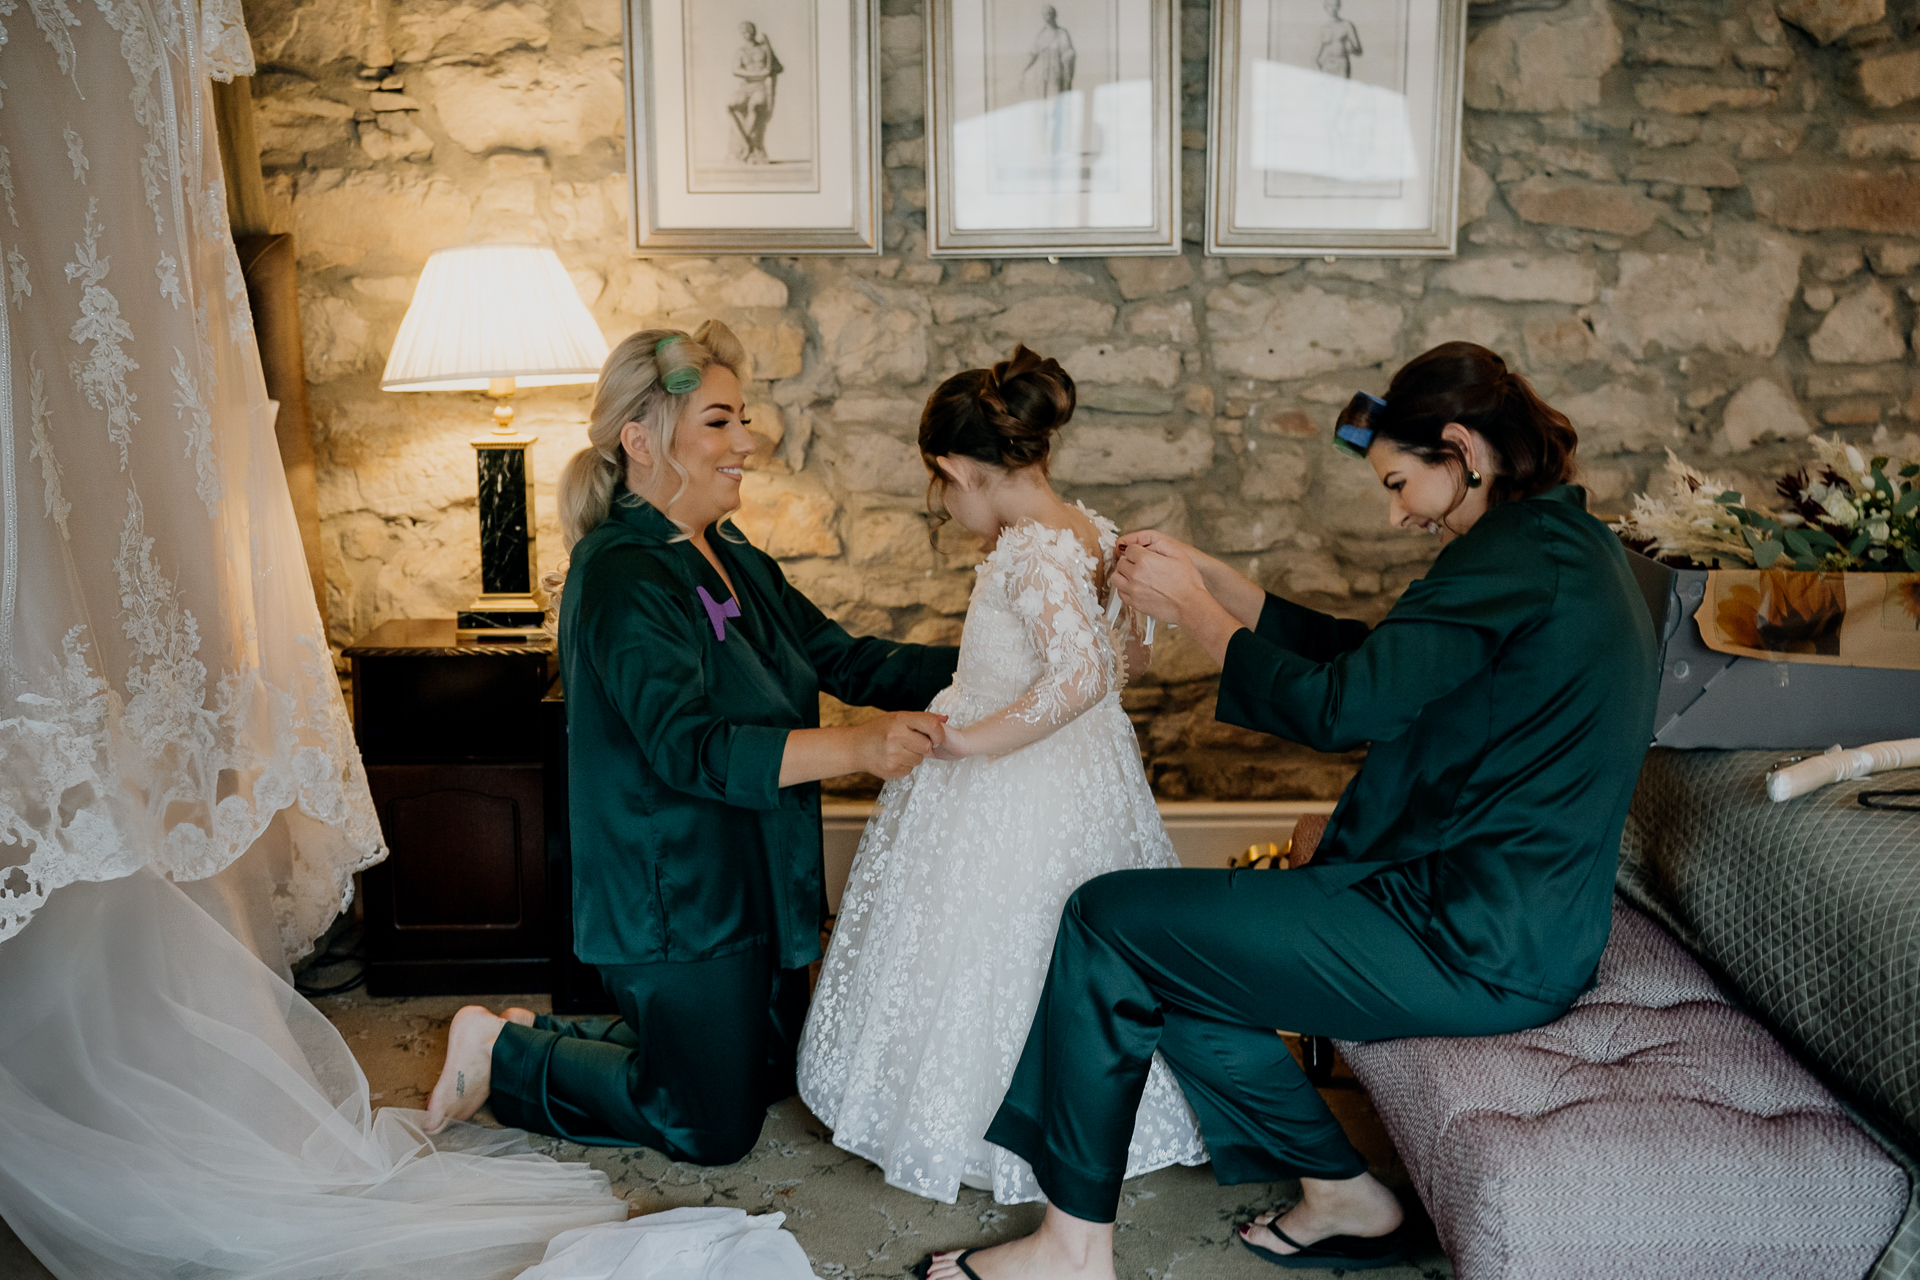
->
<box><xmin>985</xmin><ymin>866</ymin><xmax>1567</xmax><ymax>1223</ymax></box>
<box><xmin>489</xmin><ymin>949</ymin><xmax>810</xmax><ymax>1165</ymax></box>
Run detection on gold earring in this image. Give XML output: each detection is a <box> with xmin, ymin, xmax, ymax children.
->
<box><xmin>1467</xmin><ymin>468</ymin><xmax>1483</xmax><ymax>488</ymax></box>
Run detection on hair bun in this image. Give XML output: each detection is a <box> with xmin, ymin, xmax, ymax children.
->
<box><xmin>918</xmin><ymin>344</ymin><xmax>1077</xmax><ymax>478</ymax></box>
<box><xmin>987</xmin><ymin>344</ymin><xmax>1076</xmax><ymax>440</ymax></box>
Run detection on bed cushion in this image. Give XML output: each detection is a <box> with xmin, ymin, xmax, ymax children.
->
<box><xmin>1336</xmin><ymin>899</ymin><xmax>1908</xmax><ymax>1280</ymax></box>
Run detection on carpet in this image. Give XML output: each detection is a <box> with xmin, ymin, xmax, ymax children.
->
<box><xmin>0</xmin><ymin>989</ymin><xmax>1451</xmax><ymax>1279</ymax></box>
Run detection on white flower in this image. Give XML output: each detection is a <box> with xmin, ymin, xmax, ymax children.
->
<box><xmin>1821</xmin><ymin>491</ymin><xmax>1861</xmax><ymax>526</ymax></box>
<box><xmin>1867</xmin><ymin>519</ymin><xmax>1890</xmax><ymax>542</ymax></box>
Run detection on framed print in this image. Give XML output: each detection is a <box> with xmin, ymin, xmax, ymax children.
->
<box><xmin>624</xmin><ymin>0</ymin><xmax>880</xmax><ymax>253</ymax></box>
<box><xmin>1206</xmin><ymin>0</ymin><xmax>1466</xmax><ymax>256</ymax></box>
<box><xmin>925</xmin><ymin>0</ymin><xmax>1181</xmax><ymax>258</ymax></box>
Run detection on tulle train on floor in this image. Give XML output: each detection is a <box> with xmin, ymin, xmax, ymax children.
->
<box><xmin>0</xmin><ymin>869</ymin><xmax>627</xmax><ymax>1280</ymax></box>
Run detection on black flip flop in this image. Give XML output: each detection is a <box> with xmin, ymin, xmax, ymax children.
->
<box><xmin>1237</xmin><ymin>1219</ymin><xmax>1409</xmax><ymax>1270</ymax></box>
<box><xmin>913</xmin><ymin>1248</ymin><xmax>984</xmax><ymax>1280</ymax></box>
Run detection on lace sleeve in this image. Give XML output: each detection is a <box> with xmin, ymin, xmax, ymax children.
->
<box><xmin>199</xmin><ymin>0</ymin><xmax>256</xmax><ymax>81</ymax></box>
<box><xmin>953</xmin><ymin>528</ymin><xmax>1113</xmax><ymax>758</ymax></box>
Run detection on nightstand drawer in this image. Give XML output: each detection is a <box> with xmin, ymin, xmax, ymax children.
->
<box><xmin>361</xmin><ymin>763</ymin><xmax>551</xmax><ymax>991</ymax></box>
<box><xmin>354</xmin><ymin>653</ymin><xmax>550</xmax><ymax>764</ymax></box>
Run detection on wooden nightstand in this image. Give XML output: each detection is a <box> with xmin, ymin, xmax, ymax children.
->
<box><xmin>344</xmin><ymin>619</ymin><xmax>557</xmax><ymax>996</ymax></box>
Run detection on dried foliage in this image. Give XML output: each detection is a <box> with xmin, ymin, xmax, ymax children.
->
<box><xmin>1614</xmin><ymin>431</ymin><xmax>1920</xmax><ymax>572</ymax></box>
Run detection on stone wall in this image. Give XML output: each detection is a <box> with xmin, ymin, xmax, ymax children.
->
<box><xmin>244</xmin><ymin>0</ymin><xmax>1919</xmax><ymax>800</ymax></box>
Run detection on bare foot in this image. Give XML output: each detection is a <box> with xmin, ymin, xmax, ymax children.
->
<box><xmin>424</xmin><ymin>1006</ymin><xmax>507</xmax><ymax>1134</ymax></box>
<box><xmin>503</xmin><ymin>1007</ymin><xmax>537</xmax><ymax>1027</ymax></box>
<box><xmin>926</xmin><ymin>1205</ymin><xmax>1115</xmax><ymax>1280</ymax></box>
<box><xmin>1239</xmin><ymin>1171</ymin><xmax>1403</xmax><ymax>1255</ymax></box>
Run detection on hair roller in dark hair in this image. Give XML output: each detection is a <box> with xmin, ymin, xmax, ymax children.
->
<box><xmin>1371</xmin><ymin>341</ymin><xmax>1579</xmax><ymax>507</ymax></box>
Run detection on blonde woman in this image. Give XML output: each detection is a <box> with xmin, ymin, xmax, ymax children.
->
<box><xmin>425</xmin><ymin>322</ymin><xmax>958</xmax><ymax>1164</ymax></box>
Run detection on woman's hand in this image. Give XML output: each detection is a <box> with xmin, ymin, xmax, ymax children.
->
<box><xmin>1115</xmin><ymin>528</ymin><xmax>1200</xmax><ymax>570</ymax></box>
<box><xmin>855</xmin><ymin>711</ymin><xmax>949</xmax><ymax>779</ymax></box>
<box><xmin>1112</xmin><ymin>536</ymin><xmax>1211</xmax><ymax>628</ymax></box>
<box><xmin>1112</xmin><ymin>530</ymin><xmax>1252</xmax><ymax>671</ymax></box>
<box><xmin>1117</xmin><ymin>528</ymin><xmax>1266</xmax><ymax>632</ymax></box>
<box><xmin>779</xmin><ymin>713</ymin><xmax>948</xmax><ymax>787</ymax></box>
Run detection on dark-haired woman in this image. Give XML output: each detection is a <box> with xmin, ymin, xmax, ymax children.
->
<box><xmin>423</xmin><ymin>321</ymin><xmax>959</xmax><ymax>1165</ymax></box>
<box><xmin>922</xmin><ymin>343</ymin><xmax>1659</xmax><ymax>1279</ymax></box>
<box><xmin>797</xmin><ymin>345</ymin><xmax>1208</xmax><ymax>1206</ymax></box>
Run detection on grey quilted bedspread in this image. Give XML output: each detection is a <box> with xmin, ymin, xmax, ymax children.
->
<box><xmin>1617</xmin><ymin>747</ymin><xmax>1920</xmax><ymax>1279</ymax></box>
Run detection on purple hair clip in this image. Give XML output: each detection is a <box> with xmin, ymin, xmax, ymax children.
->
<box><xmin>696</xmin><ymin>586</ymin><xmax>741</xmax><ymax>641</ymax></box>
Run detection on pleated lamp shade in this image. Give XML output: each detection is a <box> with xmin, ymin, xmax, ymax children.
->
<box><xmin>380</xmin><ymin>243</ymin><xmax>610</xmax><ymax>392</ymax></box>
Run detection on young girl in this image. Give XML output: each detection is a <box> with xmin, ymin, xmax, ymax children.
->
<box><xmin>796</xmin><ymin>346</ymin><xmax>1205</xmax><ymax>1204</ymax></box>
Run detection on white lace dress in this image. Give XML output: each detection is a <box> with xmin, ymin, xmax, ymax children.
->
<box><xmin>797</xmin><ymin>509</ymin><xmax>1208</xmax><ymax>1205</ymax></box>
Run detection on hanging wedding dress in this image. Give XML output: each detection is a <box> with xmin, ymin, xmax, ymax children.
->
<box><xmin>0</xmin><ymin>4</ymin><xmax>631</xmax><ymax>1275</ymax></box>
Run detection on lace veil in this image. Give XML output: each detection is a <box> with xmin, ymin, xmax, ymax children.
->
<box><xmin>0</xmin><ymin>0</ymin><xmax>381</xmax><ymax>964</ymax></box>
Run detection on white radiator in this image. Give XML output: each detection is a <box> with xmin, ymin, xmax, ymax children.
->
<box><xmin>820</xmin><ymin>799</ymin><xmax>1337</xmax><ymax>913</ymax></box>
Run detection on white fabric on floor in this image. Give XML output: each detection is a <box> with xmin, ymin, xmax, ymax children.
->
<box><xmin>0</xmin><ymin>867</ymin><xmax>629</xmax><ymax>1280</ymax></box>
<box><xmin>515</xmin><ymin>1208</ymin><xmax>819</xmax><ymax>1280</ymax></box>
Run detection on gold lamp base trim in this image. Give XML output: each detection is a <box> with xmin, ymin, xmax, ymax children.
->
<box><xmin>457</xmin><ymin>591</ymin><xmax>549</xmax><ymax>642</ymax></box>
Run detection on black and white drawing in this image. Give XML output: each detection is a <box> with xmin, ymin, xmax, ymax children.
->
<box><xmin>728</xmin><ymin>22</ymin><xmax>783</xmax><ymax>165</ymax></box>
<box><xmin>980</xmin><ymin>0</ymin><xmax>1120</xmax><ymax>193</ymax></box>
<box><xmin>928</xmin><ymin>0</ymin><xmax>1178</xmax><ymax>255</ymax></box>
<box><xmin>1205</xmin><ymin>0</ymin><xmax>1465</xmax><ymax>256</ymax></box>
<box><xmin>1023</xmin><ymin>6</ymin><xmax>1077</xmax><ymax>99</ymax></box>
<box><xmin>1260</xmin><ymin>0</ymin><xmax>1413</xmax><ymax>198</ymax></box>
<box><xmin>1314</xmin><ymin>0</ymin><xmax>1362</xmax><ymax>77</ymax></box>
<box><xmin>627</xmin><ymin>0</ymin><xmax>878</xmax><ymax>253</ymax></box>
<box><xmin>684</xmin><ymin>1</ymin><xmax>819</xmax><ymax>192</ymax></box>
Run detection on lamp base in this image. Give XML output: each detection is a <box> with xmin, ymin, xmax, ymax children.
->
<box><xmin>457</xmin><ymin>593</ymin><xmax>548</xmax><ymax>642</ymax></box>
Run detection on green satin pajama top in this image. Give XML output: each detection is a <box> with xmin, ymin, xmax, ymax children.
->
<box><xmin>1217</xmin><ymin>484</ymin><xmax>1658</xmax><ymax>1004</ymax></box>
<box><xmin>558</xmin><ymin>495</ymin><xmax>958</xmax><ymax>970</ymax></box>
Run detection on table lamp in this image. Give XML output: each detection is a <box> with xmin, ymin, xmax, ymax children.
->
<box><xmin>381</xmin><ymin>243</ymin><xmax>610</xmax><ymax>641</ymax></box>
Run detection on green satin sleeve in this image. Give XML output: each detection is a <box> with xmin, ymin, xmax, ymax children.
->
<box><xmin>1219</xmin><ymin>512</ymin><xmax>1556</xmax><ymax>753</ymax></box>
<box><xmin>758</xmin><ymin>548</ymin><xmax>959</xmax><ymax>712</ymax></box>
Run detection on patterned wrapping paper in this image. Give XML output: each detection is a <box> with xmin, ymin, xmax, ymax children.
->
<box><xmin>1618</xmin><ymin>748</ymin><xmax>1920</xmax><ymax>1280</ymax></box>
<box><xmin>1695</xmin><ymin>571</ymin><xmax>1920</xmax><ymax>670</ymax></box>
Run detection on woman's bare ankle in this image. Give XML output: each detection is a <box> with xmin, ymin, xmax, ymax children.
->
<box><xmin>423</xmin><ymin>1006</ymin><xmax>507</xmax><ymax>1133</ymax></box>
<box><xmin>1243</xmin><ymin>1172</ymin><xmax>1402</xmax><ymax>1253</ymax></box>
<box><xmin>926</xmin><ymin>1205</ymin><xmax>1116</xmax><ymax>1280</ymax></box>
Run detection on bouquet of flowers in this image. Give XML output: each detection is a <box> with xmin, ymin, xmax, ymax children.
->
<box><xmin>1613</xmin><ymin>431</ymin><xmax>1920</xmax><ymax>573</ymax></box>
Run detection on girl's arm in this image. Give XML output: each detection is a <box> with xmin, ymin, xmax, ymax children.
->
<box><xmin>934</xmin><ymin>535</ymin><xmax>1112</xmax><ymax>761</ymax></box>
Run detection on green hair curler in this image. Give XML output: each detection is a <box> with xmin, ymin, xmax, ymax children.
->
<box><xmin>656</xmin><ymin>337</ymin><xmax>703</xmax><ymax>395</ymax></box>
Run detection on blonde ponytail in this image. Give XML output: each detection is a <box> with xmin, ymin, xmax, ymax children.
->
<box><xmin>545</xmin><ymin>320</ymin><xmax>752</xmax><ymax>617</ymax></box>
